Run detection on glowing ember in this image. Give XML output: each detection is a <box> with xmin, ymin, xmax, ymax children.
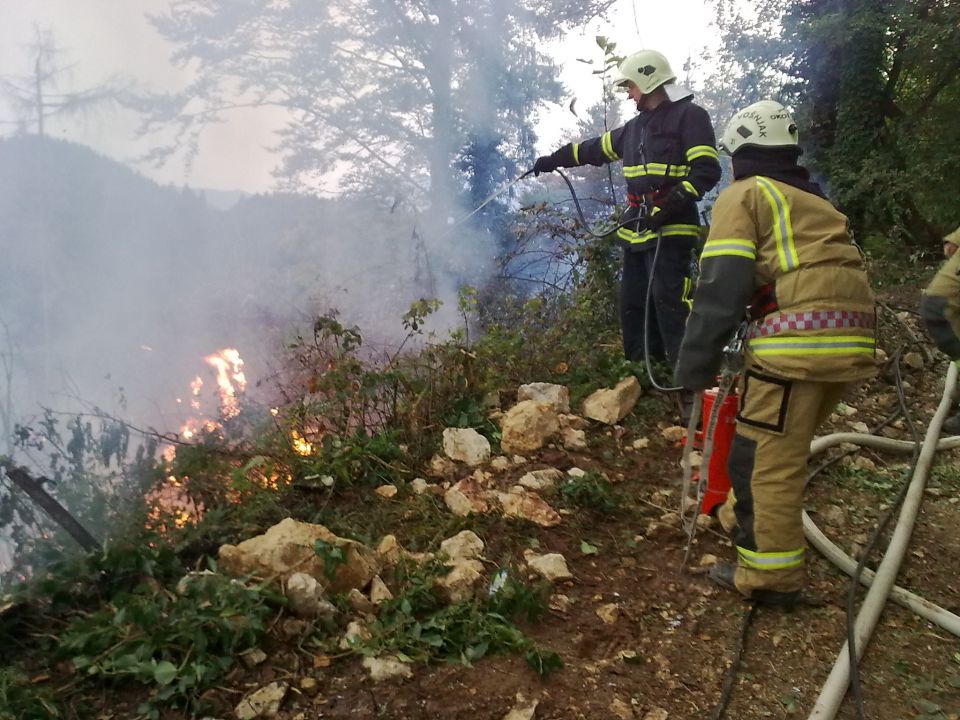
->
<box><xmin>205</xmin><ymin>350</ymin><xmax>246</xmax><ymax>418</ymax></box>
<box><xmin>291</xmin><ymin>430</ymin><xmax>313</xmax><ymax>456</ymax></box>
<box><xmin>190</xmin><ymin>375</ymin><xmax>203</xmax><ymax>410</ymax></box>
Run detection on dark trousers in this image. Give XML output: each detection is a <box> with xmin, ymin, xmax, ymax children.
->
<box><xmin>620</xmin><ymin>241</ymin><xmax>693</xmax><ymax>369</ymax></box>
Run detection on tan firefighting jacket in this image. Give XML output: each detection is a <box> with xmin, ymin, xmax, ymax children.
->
<box><xmin>920</xmin><ymin>251</ymin><xmax>960</xmax><ymax>359</ymax></box>
<box><xmin>675</xmin><ymin>175</ymin><xmax>876</xmax><ymax>389</ymax></box>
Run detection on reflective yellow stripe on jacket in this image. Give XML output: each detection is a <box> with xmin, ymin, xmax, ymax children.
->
<box><xmin>601</xmin><ymin>132</ymin><xmax>619</xmax><ymax>161</ymax></box>
<box><xmin>686</xmin><ymin>145</ymin><xmax>719</xmax><ymax>162</ymax></box>
<box><xmin>756</xmin><ymin>177</ymin><xmax>800</xmax><ymax>272</ymax></box>
<box><xmin>701</xmin><ymin>238</ymin><xmax>756</xmax><ymax>261</ymax></box>
<box><xmin>572</xmin><ymin>143</ymin><xmax>580</xmax><ymax>165</ymax></box>
<box><xmin>623</xmin><ymin>163</ymin><xmax>689</xmax><ymax>179</ymax></box>
<box><xmin>737</xmin><ymin>546</ymin><xmax>805</xmax><ymax>570</ymax></box>
<box><xmin>748</xmin><ymin>335</ymin><xmax>876</xmax><ymax>356</ymax></box>
<box><xmin>616</xmin><ymin>223</ymin><xmax>701</xmax><ymax>246</ymax></box>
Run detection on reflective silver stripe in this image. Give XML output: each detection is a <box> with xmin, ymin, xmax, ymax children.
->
<box><xmin>737</xmin><ymin>546</ymin><xmax>805</xmax><ymax>570</ymax></box>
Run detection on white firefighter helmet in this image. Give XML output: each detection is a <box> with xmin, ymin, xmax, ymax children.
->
<box><xmin>720</xmin><ymin>100</ymin><xmax>799</xmax><ymax>154</ymax></box>
<box><xmin>613</xmin><ymin>50</ymin><xmax>676</xmax><ymax>95</ymax></box>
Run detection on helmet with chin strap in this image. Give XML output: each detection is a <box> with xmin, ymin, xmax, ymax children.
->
<box><xmin>613</xmin><ymin>50</ymin><xmax>676</xmax><ymax>95</ymax></box>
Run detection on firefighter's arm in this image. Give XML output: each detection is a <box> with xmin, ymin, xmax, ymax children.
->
<box><xmin>535</xmin><ymin>126</ymin><xmax>626</xmax><ymax>175</ymax></box>
<box><xmin>920</xmin><ymin>253</ymin><xmax>960</xmax><ymax>360</ymax></box>
<box><xmin>674</xmin><ymin>190</ymin><xmax>756</xmax><ymax>390</ymax></box>
<box><xmin>677</xmin><ymin>103</ymin><xmax>721</xmax><ymax>200</ymax></box>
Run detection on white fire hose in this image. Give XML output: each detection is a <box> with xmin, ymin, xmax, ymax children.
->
<box><xmin>804</xmin><ymin>362</ymin><xmax>959</xmax><ymax>719</ymax></box>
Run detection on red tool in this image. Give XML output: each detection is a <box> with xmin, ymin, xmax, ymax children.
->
<box><xmin>691</xmin><ymin>386</ymin><xmax>738</xmax><ymax>516</ymax></box>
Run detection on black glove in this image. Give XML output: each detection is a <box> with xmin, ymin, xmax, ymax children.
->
<box><xmin>533</xmin><ymin>154</ymin><xmax>560</xmax><ymax>176</ymax></box>
<box><xmin>647</xmin><ymin>184</ymin><xmax>696</xmax><ymax>229</ymax></box>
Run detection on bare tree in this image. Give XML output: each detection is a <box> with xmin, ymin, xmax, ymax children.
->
<box><xmin>0</xmin><ymin>25</ymin><xmax>125</xmax><ymax>136</ymax></box>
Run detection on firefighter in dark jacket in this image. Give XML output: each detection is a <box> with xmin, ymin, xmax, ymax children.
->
<box><xmin>674</xmin><ymin>100</ymin><xmax>876</xmax><ymax>604</ymax></box>
<box><xmin>533</xmin><ymin>49</ymin><xmax>721</xmax><ymax>372</ymax></box>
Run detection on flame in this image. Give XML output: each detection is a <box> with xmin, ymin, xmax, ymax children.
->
<box><xmin>291</xmin><ymin>430</ymin><xmax>313</xmax><ymax>456</ymax></box>
<box><xmin>205</xmin><ymin>349</ymin><xmax>246</xmax><ymax>418</ymax></box>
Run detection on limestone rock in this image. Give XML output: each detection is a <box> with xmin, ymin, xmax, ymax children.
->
<box><xmin>562</xmin><ymin>427</ymin><xmax>588</xmax><ymax>450</ymax></box>
<box><xmin>218</xmin><ymin>518</ymin><xmax>381</xmax><ymax>593</ymax></box>
<box><xmin>440</xmin><ymin>530</ymin><xmax>485</xmax><ymax>563</ymax></box>
<box><xmin>426</xmin><ymin>454</ymin><xmax>457</xmax><ymax>478</ymax></box>
<box><xmin>497</xmin><ymin>490</ymin><xmax>561</xmax><ymax>527</ymax></box>
<box><xmin>596</xmin><ymin>602</ymin><xmax>619</xmax><ymax>624</ymax></box>
<box><xmin>298</xmin><ymin>677</ymin><xmax>320</xmax><ymax>698</ymax></box>
<box><xmin>437</xmin><ymin>559</ymin><xmax>485</xmax><ymax>602</ymax></box>
<box><xmin>338</xmin><ymin>620</ymin><xmax>371</xmax><ymax>650</ymax></box>
<box><xmin>632</xmin><ymin>437</ymin><xmax>650</xmax><ymax>450</ymax></box>
<box><xmin>347</xmin><ymin>588</ymin><xmax>374</xmax><ymax>614</ymax></box>
<box><xmin>239</xmin><ymin>648</ymin><xmax>268</xmax><ymax>669</ymax></box>
<box><xmin>502</xmin><ymin>693</ymin><xmax>539</xmax><ymax>720</ymax></box>
<box><xmin>559</xmin><ymin>413</ymin><xmax>589</xmax><ymax>431</ymax></box>
<box><xmin>517</xmin><ymin>382</ymin><xmax>570</xmax><ymax>413</ymax></box>
<box><xmin>660</xmin><ymin>426</ymin><xmax>685</xmax><ymax>443</ymax></box>
<box><xmin>369</xmin><ymin>575</ymin><xmax>393</xmax><ymax>604</ymax></box>
<box><xmin>442</xmin><ymin>427</ymin><xmax>492</xmax><ymax>466</ymax></box>
<box><xmin>410</xmin><ymin>477</ymin><xmax>431</xmax><ymax>494</ymax></box>
<box><xmin>444</xmin><ymin>477</ymin><xmax>489</xmax><ymax>516</ymax></box>
<box><xmin>582</xmin><ymin>377</ymin><xmax>642</xmax><ymax>425</ymax></box>
<box><xmin>235</xmin><ymin>682</ymin><xmax>288</xmax><ymax>720</ymax></box>
<box><xmin>903</xmin><ymin>351</ymin><xmax>924</xmax><ymax>370</ymax></box>
<box><xmin>819</xmin><ymin>504</ymin><xmax>846</xmax><ymax>528</ymax></box>
<box><xmin>517</xmin><ymin>468</ymin><xmax>563</xmax><ymax>491</ymax></box>
<box><xmin>567</xmin><ymin>467</ymin><xmax>587</xmax><ymax>478</ymax></box>
<box><xmin>362</xmin><ymin>656</ymin><xmax>413</xmax><ymax>682</ymax></box>
<box><xmin>374</xmin><ymin>484</ymin><xmax>398</xmax><ymax>499</ymax></box>
<box><xmin>285</xmin><ymin>572</ymin><xmax>337</xmax><ymax>619</ymax></box>
<box><xmin>643</xmin><ymin>709</ymin><xmax>669</xmax><ymax>720</ymax></box>
<box><xmin>610</xmin><ymin>697</ymin><xmax>635</xmax><ymax>719</ymax></box>
<box><xmin>490</xmin><ymin>456</ymin><xmax>512</xmax><ymax>472</ymax></box>
<box><xmin>525</xmin><ymin>551</ymin><xmax>572</xmax><ymax>582</ymax></box>
<box><xmin>500</xmin><ymin>400</ymin><xmax>561</xmax><ymax>454</ymax></box>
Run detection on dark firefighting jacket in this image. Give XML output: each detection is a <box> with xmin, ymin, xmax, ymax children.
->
<box><xmin>547</xmin><ymin>90</ymin><xmax>721</xmax><ymax>251</ymax></box>
<box><xmin>920</xmin><ymin>251</ymin><xmax>960</xmax><ymax>359</ymax></box>
<box><xmin>674</xmin><ymin>174</ymin><xmax>876</xmax><ymax>390</ymax></box>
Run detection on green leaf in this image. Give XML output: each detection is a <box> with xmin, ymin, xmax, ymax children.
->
<box><xmin>153</xmin><ymin>660</ymin><xmax>177</xmax><ymax>686</ymax></box>
<box><xmin>580</xmin><ymin>540</ymin><xmax>599</xmax><ymax>555</ymax></box>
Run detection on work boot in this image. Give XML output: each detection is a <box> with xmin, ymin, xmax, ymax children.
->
<box><xmin>707</xmin><ymin>562</ymin><xmax>805</xmax><ymax>607</ymax></box>
<box><xmin>943</xmin><ymin>411</ymin><xmax>960</xmax><ymax>436</ymax></box>
<box><xmin>677</xmin><ymin>390</ymin><xmax>698</xmax><ymax>430</ymax></box>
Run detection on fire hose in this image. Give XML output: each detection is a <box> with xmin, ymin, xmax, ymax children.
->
<box><xmin>805</xmin><ymin>361</ymin><xmax>960</xmax><ymax>719</ymax></box>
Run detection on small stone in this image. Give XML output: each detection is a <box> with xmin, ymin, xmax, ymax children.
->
<box><xmin>699</xmin><ymin>554</ymin><xmax>719</xmax><ymax>567</ymax></box>
<box><xmin>436</xmin><ymin>559</ymin><xmax>485</xmax><ymax>603</ymax></box>
<box><xmin>512</xmin><ymin>455</ymin><xmax>528</xmax><ymax>466</ymax></box>
<box><xmin>444</xmin><ymin>487</ymin><xmax>477</xmax><ymax>516</ymax></box>
<box><xmin>661</xmin><ymin>426</ymin><xmax>685</xmax><ymax>442</ymax></box>
<box><xmin>374</xmin><ymin>484</ymin><xmax>398</xmax><ymax>498</ymax></box>
<box><xmin>369</xmin><ymin>575</ymin><xmax>393</xmax><ymax>604</ymax></box>
<box><xmin>582</xmin><ymin>376</ymin><xmax>642</xmax><ymax>424</ymax></box>
<box><xmin>235</xmin><ymin>682</ymin><xmax>289</xmax><ymax>720</ymax></box>
<box><xmin>410</xmin><ymin>478</ymin><xmax>430</xmax><ymax>494</ymax></box>
<box><xmin>567</xmin><ymin>467</ymin><xmax>587</xmax><ymax>478</ymax></box>
<box><xmin>549</xmin><ymin>594</ymin><xmax>574</xmax><ymax>612</ymax></box>
<box><xmin>338</xmin><ymin>620</ymin><xmax>371</xmax><ymax>650</ymax></box>
<box><xmin>524</xmin><ymin>551</ymin><xmax>573</xmax><ymax>582</ymax></box>
<box><xmin>285</xmin><ymin>573</ymin><xmax>337</xmax><ymax>619</ymax></box>
<box><xmin>239</xmin><ymin>648</ymin><xmax>268</xmax><ymax>669</ymax></box>
<box><xmin>681</xmin><ymin>451</ymin><xmax>702</xmax><ymax>469</ymax></box>
<box><xmin>497</xmin><ymin>490</ymin><xmax>562</xmax><ymax>527</ymax></box>
<box><xmin>427</xmin><ymin>454</ymin><xmax>457</xmax><ymax>478</ymax></box>
<box><xmin>643</xmin><ymin>709</ymin><xmax>669</xmax><ymax>720</ymax></box>
<box><xmin>559</xmin><ymin>413</ymin><xmax>589</xmax><ymax>431</ymax></box>
<box><xmin>849</xmin><ymin>421</ymin><xmax>870</xmax><ymax>434</ymax></box>
<box><xmin>610</xmin><ymin>697</ymin><xmax>635</xmax><ymax>719</ymax></box>
<box><xmin>695</xmin><ymin>514</ymin><xmax>714</xmax><ymax>529</ymax></box>
<box><xmin>443</xmin><ymin>427</ymin><xmax>492</xmax><ymax>466</ymax></box>
<box><xmin>362</xmin><ymin>656</ymin><xmax>413</xmax><ymax>682</ymax></box>
<box><xmin>298</xmin><ymin>677</ymin><xmax>320</xmax><ymax>698</ymax></box>
<box><xmin>853</xmin><ymin>456</ymin><xmax>877</xmax><ymax>471</ymax></box>
<box><xmin>596</xmin><ymin>602</ymin><xmax>619</xmax><ymax>624</ymax></box>
<box><xmin>501</xmin><ymin>693</ymin><xmax>539</xmax><ymax>720</ymax></box>
<box><xmin>658</xmin><ymin>512</ymin><xmax>681</xmax><ymax>527</ymax></box>
<box><xmin>440</xmin><ymin>530</ymin><xmax>485</xmax><ymax>563</ymax></box>
<box><xmin>632</xmin><ymin>437</ymin><xmax>650</xmax><ymax>450</ymax></box>
<box><xmin>819</xmin><ymin>504</ymin><xmax>846</xmax><ymax>528</ymax></box>
<box><xmin>490</xmin><ymin>456</ymin><xmax>512</xmax><ymax>472</ymax></box>
<box><xmin>517</xmin><ymin>382</ymin><xmax>571</xmax><ymax>412</ymax></box>
<box><xmin>517</xmin><ymin>468</ymin><xmax>564</xmax><ymax>491</ymax></box>
<box><xmin>903</xmin><ymin>352</ymin><xmax>924</xmax><ymax>370</ymax></box>
<box><xmin>562</xmin><ymin>427</ymin><xmax>588</xmax><ymax>450</ymax></box>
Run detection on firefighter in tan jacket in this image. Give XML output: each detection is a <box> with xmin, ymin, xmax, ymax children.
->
<box><xmin>674</xmin><ymin>101</ymin><xmax>876</xmax><ymax>605</ymax></box>
<box><xmin>921</xmin><ymin>226</ymin><xmax>960</xmax><ymax>433</ymax></box>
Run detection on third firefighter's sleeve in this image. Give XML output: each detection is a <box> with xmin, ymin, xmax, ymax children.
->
<box><xmin>677</xmin><ymin>104</ymin><xmax>721</xmax><ymax>201</ymax></box>
<box><xmin>674</xmin><ymin>186</ymin><xmax>757</xmax><ymax>390</ymax></box>
<box><xmin>920</xmin><ymin>252</ymin><xmax>960</xmax><ymax>360</ymax></box>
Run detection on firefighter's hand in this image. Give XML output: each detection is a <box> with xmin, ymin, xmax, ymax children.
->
<box><xmin>649</xmin><ymin>184</ymin><xmax>697</xmax><ymax>228</ymax></box>
<box><xmin>533</xmin><ymin>155</ymin><xmax>560</xmax><ymax>176</ymax></box>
